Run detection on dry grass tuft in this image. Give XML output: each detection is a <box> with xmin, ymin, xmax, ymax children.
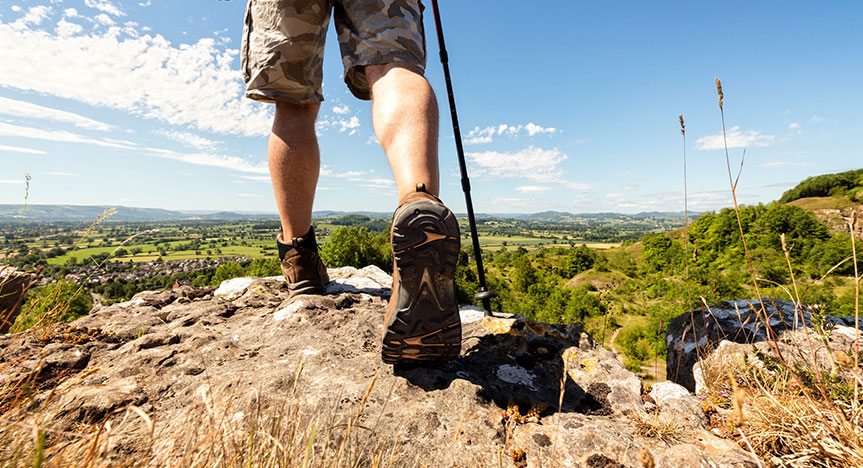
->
<box><xmin>629</xmin><ymin>410</ymin><xmax>683</xmax><ymax>444</ymax></box>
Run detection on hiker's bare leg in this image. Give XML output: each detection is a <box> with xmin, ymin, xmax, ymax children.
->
<box><xmin>366</xmin><ymin>62</ymin><xmax>440</xmax><ymax>199</ymax></box>
<box><xmin>269</xmin><ymin>102</ymin><xmax>320</xmax><ymax>240</ymax></box>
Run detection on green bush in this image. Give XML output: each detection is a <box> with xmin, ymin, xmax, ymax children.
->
<box><xmin>320</xmin><ymin>227</ymin><xmax>391</xmax><ymax>273</ymax></box>
<box><xmin>211</xmin><ymin>261</ymin><xmax>246</xmax><ymax>285</ymax></box>
<box><xmin>246</xmin><ymin>257</ymin><xmax>282</xmax><ymax>277</ymax></box>
<box><xmin>12</xmin><ymin>280</ymin><xmax>92</xmax><ymax>332</ymax></box>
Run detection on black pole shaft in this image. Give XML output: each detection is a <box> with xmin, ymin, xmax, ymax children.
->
<box><xmin>428</xmin><ymin>0</ymin><xmax>493</xmax><ymax>314</ymax></box>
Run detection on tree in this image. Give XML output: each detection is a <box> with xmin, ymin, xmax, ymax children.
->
<box><xmin>320</xmin><ymin>227</ymin><xmax>391</xmax><ymax>272</ymax></box>
<box><xmin>562</xmin><ymin>244</ymin><xmax>595</xmax><ymax>277</ymax></box>
<box><xmin>211</xmin><ymin>261</ymin><xmax>245</xmax><ymax>285</ymax></box>
<box><xmin>246</xmin><ymin>257</ymin><xmax>282</xmax><ymax>277</ymax></box>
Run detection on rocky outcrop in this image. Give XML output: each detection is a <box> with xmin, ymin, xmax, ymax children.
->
<box><xmin>0</xmin><ymin>266</ymin><xmax>35</xmax><ymax>333</ymax></box>
<box><xmin>666</xmin><ymin>298</ymin><xmax>862</xmax><ymax>392</ymax></box>
<box><xmin>1</xmin><ymin>266</ymin><xmax>757</xmax><ymax>467</ymax></box>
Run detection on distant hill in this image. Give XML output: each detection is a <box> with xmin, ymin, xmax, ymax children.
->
<box><xmin>0</xmin><ymin>205</ymin><xmax>278</xmax><ymax>222</ymax></box>
<box><xmin>779</xmin><ymin>168</ymin><xmax>863</xmax><ymax>203</ymax></box>
<box><xmin>1</xmin><ymin>204</ymin><xmax>700</xmax><ymax>223</ymax></box>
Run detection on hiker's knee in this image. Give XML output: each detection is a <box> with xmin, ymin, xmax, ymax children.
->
<box><xmin>274</xmin><ymin>102</ymin><xmax>320</xmax><ymax>127</ymax></box>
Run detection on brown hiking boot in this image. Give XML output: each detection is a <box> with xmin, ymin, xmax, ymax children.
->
<box><xmin>277</xmin><ymin>227</ymin><xmax>329</xmax><ymax>299</ymax></box>
<box><xmin>382</xmin><ymin>184</ymin><xmax>461</xmax><ymax>365</ymax></box>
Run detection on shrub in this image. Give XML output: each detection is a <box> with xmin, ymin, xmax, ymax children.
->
<box><xmin>12</xmin><ymin>280</ymin><xmax>92</xmax><ymax>332</ymax></box>
<box><xmin>320</xmin><ymin>227</ymin><xmax>391</xmax><ymax>273</ymax></box>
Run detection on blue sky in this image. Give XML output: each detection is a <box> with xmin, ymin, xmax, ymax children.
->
<box><xmin>0</xmin><ymin>0</ymin><xmax>860</xmax><ymax>214</ymax></box>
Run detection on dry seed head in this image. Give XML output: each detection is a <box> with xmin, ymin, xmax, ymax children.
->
<box><xmin>679</xmin><ymin>115</ymin><xmax>685</xmax><ymax>135</ymax></box>
<box><xmin>715</xmin><ymin>78</ymin><xmax>724</xmax><ymax>109</ymax></box>
<box><xmin>834</xmin><ymin>350</ymin><xmax>854</xmax><ymax>369</ymax></box>
<box><xmin>728</xmin><ymin>371</ymin><xmax>745</xmax><ymax>427</ymax></box>
<box><xmin>638</xmin><ymin>447</ymin><xmax>656</xmax><ymax>468</ymax></box>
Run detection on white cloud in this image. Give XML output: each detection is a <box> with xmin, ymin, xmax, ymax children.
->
<box><xmin>515</xmin><ymin>185</ymin><xmax>552</xmax><ymax>193</ymax></box>
<box><xmin>56</xmin><ymin>18</ymin><xmax>83</xmax><ymax>36</ymax></box>
<box><xmin>466</xmin><ymin>146</ymin><xmax>566</xmax><ymax>182</ymax></box>
<box><xmin>332</xmin><ymin>104</ymin><xmax>350</xmax><ymax>115</ymax></box>
<box><xmin>464</xmin><ymin>122</ymin><xmax>557</xmax><ymax>145</ymax></box>
<box><xmin>524</xmin><ymin>122</ymin><xmax>557</xmax><ymax>136</ymax></box>
<box><xmin>317</xmin><ymin>115</ymin><xmax>360</xmax><ymax>135</ymax></box>
<box><xmin>0</xmin><ymin>180</ymin><xmax>25</xmax><ymax>184</ymax></box>
<box><xmin>756</xmin><ymin>161</ymin><xmax>812</xmax><ymax>168</ymax></box>
<box><xmin>0</xmin><ymin>144</ymin><xmax>46</xmax><ymax>154</ymax></box>
<box><xmin>94</xmin><ymin>13</ymin><xmax>114</xmax><ymax>26</ymax></box>
<box><xmin>0</xmin><ymin>122</ymin><xmax>136</xmax><ymax>149</ymax></box>
<box><xmin>606</xmin><ymin>193</ymin><xmax>624</xmax><ymax>199</ymax></box>
<box><xmin>11</xmin><ymin>6</ymin><xmax>52</xmax><ymax>30</ymax></box>
<box><xmin>11</xmin><ymin>6</ymin><xmax>21</xmax><ymax>13</ymax></box>
<box><xmin>694</xmin><ymin>126</ymin><xmax>776</xmax><ymax>150</ymax></box>
<box><xmin>84</xmin><ymin>0</ymin><xmax>125</xmax><ymax>17</ymax></box>
<box><xmin>237</xmin><ymin>193</ymin><xmax>262</xmax><ymax>198</ymax></box>
<box><xmin>810</xmin><ymin>115</ymin><xmax>825</xmax><ymax>124</ymax></box>
<box><xmin>622</xmin><ymin>184</ymin><xmax>639</xmax><ymax>191</ymax></box>
<box><xmin>155</xmin><ymin>129</ymin><xmax>220</xmax><ymax>150</ymax></box>
<box><xmin>64</xmin><ymin>8</ymin><xmax>79</xmax><ymax>18</ymax></box>
<box><xmin>788</xmin><ymin>122</ymin><xmax>801</xmax><ymax>130</ymax></box>
<box><xmin>0</xmin><ymin>96</ymin><xmax>114</xmax><ymax>130</ymax></box>
<box><xmin>0</xmin><ymin>19</ymin><xmax>273</xmax><ymax>137</ymax></box>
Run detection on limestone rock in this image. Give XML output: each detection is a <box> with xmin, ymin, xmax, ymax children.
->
<box><xmin>666</xmin><ymin>298</ymin><xmax>862</xmax><ymax>391</ymax></box>
<box><xmin>1</xmin><ymin>267</ymin><xmax>757</xmax><ymax>466</ymax></box>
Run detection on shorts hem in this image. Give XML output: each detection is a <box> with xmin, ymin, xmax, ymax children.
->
<box><xmin>344</xmin><ymin>52</ymin><xmax>426</xmax><ymax>101</ymax></box>
<box><xmin>245</xmin><ymin>90</ymin><xmax>324</xmax><ymax>105</ymax></box>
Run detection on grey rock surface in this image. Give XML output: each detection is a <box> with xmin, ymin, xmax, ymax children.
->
<box><xmin>666</xmin><ymin>298</ymin><xmax>861</xmax><ymax>391</ymax></box>
<box><xmin>1</xmin><ymin>266</ymin><xmax>757</xmax><ymax>466</ymax></box>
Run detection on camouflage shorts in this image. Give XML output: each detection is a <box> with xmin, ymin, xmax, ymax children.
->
<box><xmin>241</xmin><ymin>0</ymin><xmax>427</xmax><ymax>103</ymax></box>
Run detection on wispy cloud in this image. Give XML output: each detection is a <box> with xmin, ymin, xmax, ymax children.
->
<box><xmin>464</xmin><ymin>122</ymin><xmax>557</xmax><ymax>145</ymax></box>
<box><xmin>0</xmin><ymin>144</ymin><xmax>46</xmax><ymax>154</ymax></box>
<box><xmin>0</xmin><ymin>180</ymin><xmax>25</xmax><ymax>184</ymax></box>
<box><xmin>155</xmin><ymin>129</ymin><xmax>221</xmax><ymax>150</ymax></box>
<box><xmin>146</xmin><ymin>148</ymin><xmax>269</xmax><ymax>174</ymax></box>
<box><xmin>0</xmin><ymin>96</ymin><xmax>115</xmax><ymax>131</ymax></box>
<box><xmin>0</xmin><ymin>122</ymin><xmax>136</xmax><ymax>149</ymax></box>
<box><xmin>695</xmin><ymin>126</ymin><xmax>775</xmax><ymax>150</ymax></box>
<box><xmin>756</xmin><ymin>161</ymin><xmax>812</xmax><ymax>168</ymax></box>
<box><xmin>515</xmin><ymin>185</ymin><xmax>552</xmax><ymax>193</ymax></box>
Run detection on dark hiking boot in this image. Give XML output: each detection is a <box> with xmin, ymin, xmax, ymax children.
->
<box><xmin>382</xmin><ymin>184</ymin><xmax>461</xmax><ymax>365</ymax></box>
<box><xmin>277</xmin><ymin>227</ymin><xmax>329</xmax><ymax>299</ymax></box>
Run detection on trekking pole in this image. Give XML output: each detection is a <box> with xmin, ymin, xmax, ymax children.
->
<box><xmin>428</xmin><ymin>0</ymin><xmax>496</xmax><ymax>315</ymax></box>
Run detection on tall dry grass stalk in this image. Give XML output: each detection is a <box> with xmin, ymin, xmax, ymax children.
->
<box><xmin>850</xmin><ymin>211</ymin><xmax>861</xmax><ymax>410</ymax></box>
<box><xmin>715</xmin><ymin>78</ymin><xmax>783</xmax><ymax>361</ymax></box>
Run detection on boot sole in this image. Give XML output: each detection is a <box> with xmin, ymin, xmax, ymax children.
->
<box><xmin>382</xmin><ymin>200</ymin><xmax>461</xmax><ymax>364</ymax></box>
